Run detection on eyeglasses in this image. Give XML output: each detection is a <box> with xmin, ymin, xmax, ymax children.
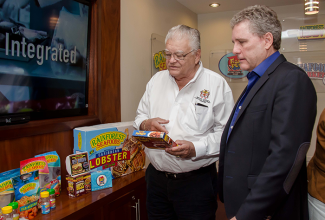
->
<box><xmin>163</xmin><ymin>49</ymin><xmax>195</xmax><ymax>61</ymax></box>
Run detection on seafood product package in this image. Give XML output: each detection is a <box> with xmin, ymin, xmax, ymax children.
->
<box><xmin>12</xmin><ymin>171</ymin><xmax>40</xmax><ymax>219</ymax></box>
<box><xmin>0</xmin><ymin>168</ymin><xmax>20</xmax><ymax>209</ymax></box>
<box><xmin>73</xmin><ymin>121</ymin><xmax>146</xmax><ymax>179</ymax></box>
<box><xmin>35</xmin><ymin>151</ymin><xmax>61</xmax><ymax>196</ymax></box>
<box><xmin>66</xmin><ymin>173</ymin><xmax>90</xmax><ymax>198</ymax></box>
<box><xmin>65</xmin><ymin>152</ymin><xmax>90</xmax><ymax>176</ymax></box>
<box><xmin>132</xmin><ymin>130</ymin><xmax>177</xmax><ymax>149</ymax></box>
<box><xmin>20</xmin><ymin>156</ymin><xmax>50</xmax><ymax>194</ymax></box>
<box><xmin>91</xmin><ymin>170</ymin><xmax>112</xmax><ymax>191</ymax></box>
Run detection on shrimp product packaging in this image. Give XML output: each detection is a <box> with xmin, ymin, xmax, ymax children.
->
<box><xmin>12</xmin><ymin>171</ymin><xmax>40</xmax><ymax>219</ymax></box>
<box><xmin>35</xmin><ymin>151</ymin><xmax>61</xmax><ymax>196</ymax></box>
<box><xmin>73</xmin><ymin>121</ymin><xmax>146</xmax><ymax>179</ymax></box>
<box><xmin>132</xmin><ymin>130</ymin><xmax>177</xmax><ymax>149</ymax></box>
<box><xmin>0</xmin><ymin>168</ymin><xmax>20</xmax><ymax>209</ymax></box>
<box><xmin>20</xmin><ymin>156</ymin><xmax>50</xmax><ymax>194</ymax></box>
<box><xmin>90</xmin><ymin>170</ymin><xmax>112</xmax><ymax>191</ymax></box>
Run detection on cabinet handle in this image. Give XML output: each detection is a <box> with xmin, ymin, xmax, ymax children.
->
<box><xmin>132</xmin><ymin>202</ymin><xmax>138</xmax><ymax>220</ymax></box>
<box><xmin>138</xmin><ymin>199</ymin><xmax>140</xmax><ymax>220</ymax></box>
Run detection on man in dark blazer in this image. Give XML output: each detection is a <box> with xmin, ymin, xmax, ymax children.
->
<box><xmin>218</xmin><ymin>5</ymin><xmax>317</xmax><ymax>220</ymax></box>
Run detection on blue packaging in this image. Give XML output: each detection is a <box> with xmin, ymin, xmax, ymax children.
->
<box><xmin>91</xmin><ymin>170</ymin><xmax>112</xmax><ymax>191</ymax></box>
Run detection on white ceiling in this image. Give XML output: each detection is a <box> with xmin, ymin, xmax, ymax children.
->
<box><xmin>177</xmin><ymin>0</ymin><xmax>323</xmax><ymax>14</ymax></box>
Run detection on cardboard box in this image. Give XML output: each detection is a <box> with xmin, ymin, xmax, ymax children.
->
<box><xmin>73</xmin><ymin>122</ymin><xmax>146</xmax><ymax>179</ymax></box>
<box><xmin>91</xmin><ymin>170</ymin><xmax>112</xmax><ymax>191</ymax></box>
<box><xmin>132</xmin><ymin>130</ymin><xmax>177</xmax><ymax>149</ymax></box>
<box><xmin>66</xmin><ymin>173</ymin><xmax>90</xmax><ymax>198</ymax></box>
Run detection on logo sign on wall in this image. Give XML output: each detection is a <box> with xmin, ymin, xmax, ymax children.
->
<box><xmin>153</xmin><ymin>51</ymin><xmax>167</xmax><ymax>71</ymax></box>
<box><xmin>297</xmin><ymin>63</ymin><xmax>325</xmax><ymax>85</ymax></box>
<box><xmin>298</xmin><ymin>24</ymin><xmax>325</xmax><ymax>40</ymax></box>
<box><xmin>218</xmin><ymin>53</ymin><xmax>249</xmax><ymax>79</ymax></box>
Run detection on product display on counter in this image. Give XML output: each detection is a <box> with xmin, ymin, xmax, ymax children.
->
<box><xmin>1</xmin><ymin>206</ymin><xmax>12</xmax><ymax>220</ymax></box>
<box><xmin>91</xmin><ymin>170</ymin><xmax>112</xmax><ymax>191</ymax></box>
<box><xmin>35</xmin><ymin>151</ymin><xmax>61</xmax><ymax>196</ymax></box>
<box><xmin>66</xmin><ymin>152</ymin><xmax>90</xmax><ymax>176</ymax></box>
<box><xmin>66</xmin><ymin>172</ymin><xmax>90</xmax><ymax>198</ymax></box>
<box><xmin>12</xmin><ymin>171</ymin><xmax>40</xmax><ymax>219</ymax></box>
<box><xmin>132</xmin><ymin>130</ymin><xmax>177</xmax><ymax>149</ymax></box>
<box><xmin>73</xmin><ymin>121</ymin><xmax>146</xmax><ymax>179</ymax></box>
<box><xmin>0</xmin><ymin>169</ymin><xmax>20</xmax><ymax>209</ymax></box>
<box><xmin>48</xmin><ymin>189</ymin><xmax>56</xmax><ymax>210</ymax></box>
<box><xmin>7</xmin><ymin>202</ymin><xmax>18</xmax><ymax>220</ymax></box>
<box><xmin>40</xmin><ymin>191</ymin><xmax>50</xmax><ymax>215</ymax></box>
<box><xmin>84</xmin><ymin>173</ymin><xmax>91</xmax><ymax>193</ymax></box>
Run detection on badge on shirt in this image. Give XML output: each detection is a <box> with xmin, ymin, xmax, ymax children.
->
<box><xmin>195</xmin><ymin>89</ymin><xmax>210</xmax><ymax>103</ymax></box>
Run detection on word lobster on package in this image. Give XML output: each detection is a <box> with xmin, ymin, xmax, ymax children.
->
<box><xmin>73</xmin><ymin>121</ymin><xmax>146</xmax><ymax>179</ymax></box>
<box><xmin>132</xmin><ymin>130</ymin><xmax>177</xmax><ymax>149</ymax></box>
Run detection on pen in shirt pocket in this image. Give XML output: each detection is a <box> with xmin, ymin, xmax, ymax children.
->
<box><xmin>195</xmin><ymin>103</ymin><xmax>208</xmax><ymax>107</ymax></box>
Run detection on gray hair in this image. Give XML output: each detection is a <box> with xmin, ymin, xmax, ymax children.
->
<box><xmin>230</xmin><ymin>5</ymin><xmax>282</xmax><ymax>50</ymax></box>
<box><xmin>165</xmin><ymin>25</ymin><xmax>201</xmax><ymax>51</ymax></box>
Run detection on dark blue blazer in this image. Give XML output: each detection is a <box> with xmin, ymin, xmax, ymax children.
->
<box><xmin>218</xmin><ymin>54</ymin><xmax>317</xmax><ymax>220</ymax></box>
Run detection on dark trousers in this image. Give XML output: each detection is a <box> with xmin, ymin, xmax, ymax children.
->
<box><xmin>145</xmin><ymin>163</ymin><xmax>218</xmax><ymax>220</ymax></box>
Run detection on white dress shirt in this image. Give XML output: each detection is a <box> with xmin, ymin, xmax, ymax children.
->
<box><xmin>134</xmin><ymin>62</ymin><xmax>234</xmax><ymax>173</ymax></box>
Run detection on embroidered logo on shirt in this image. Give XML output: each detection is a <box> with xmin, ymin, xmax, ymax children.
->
<box><xmin>195</xmin><ymin>90</ymin><xmax>210</xmax><ymax>103</ymax></box>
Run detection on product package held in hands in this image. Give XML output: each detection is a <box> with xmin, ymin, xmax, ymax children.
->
<box><xmin>132</xmin><ymin>130</ymin><xmax>177</xmax><ymax>149</ymax></box>
<box><xmin>73</xmin><ymin>121</ymin><xmax>146</xmax><ymax>179</ymax></box>
<box><xmin>0</xmin><ymin>168</ymin><xmax>20</xmax><ymax>209</ymax></box>
<box><xmin>35</xmin><ymin>151</ymin><xmax>61</xmax><ymax>196</ymax></box>
<box><xmin>12</xmin><ymin>171</ymin><xmax>40</xmax><ymax>219</ymax></box>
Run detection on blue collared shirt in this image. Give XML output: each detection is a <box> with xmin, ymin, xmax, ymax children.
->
<box><xmin>227</xmin><ymin>51</ymin><xmax>280</xmax><ymax>141</ymax></box>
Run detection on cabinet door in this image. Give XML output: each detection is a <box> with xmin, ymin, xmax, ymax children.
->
<box><xmin>104</xmin><ymin>190</ymin><xmax>138</xmax><ymax>220</ymax></box>
<box><xmin>134</xmin><ymin>183</ymin><xmax>148</xmax><ymax>220</ymax></box>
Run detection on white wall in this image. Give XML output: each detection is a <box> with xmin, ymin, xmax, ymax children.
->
<box><xmin>121</xmin><ymin>0</ymin><xmax>197</xmax><ymax>122</ymax></box>
<box><xmin>198</xmin><ymin>4</ymin><xmax>325</xmax><ymax>162</ymax></box>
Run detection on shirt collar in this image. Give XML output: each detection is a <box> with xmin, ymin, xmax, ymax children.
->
<box><xmin>169</xmin><ymin>61</ymin><xmax>203</xmax><ymax>84</ymax></box>
<box><xmin>252</xmin><ymin>51</ymin><xmax>280</xmax><ymax>77</ymax></box>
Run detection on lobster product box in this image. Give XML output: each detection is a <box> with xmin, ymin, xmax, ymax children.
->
<box><xmin>132</xmin><ymin>130</ymin><xmax>177</xmax><ymax>149</ymax></box>
<box><xmin>73</xmin><ymin>121</ymin><xmax>146</xmax><ymax>179</ymax></box>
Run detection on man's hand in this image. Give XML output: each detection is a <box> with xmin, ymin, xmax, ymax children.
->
<box><xmin>230</xmin><ymin>217</ymin><xmax>237</xmax><ymax>220</ymax></box>
<box><xmin>141</xmin><ymin>117</ymin><xmax>169</xmax><ymax>133</ymax></box>
<box><xmin>165</xmin><ymin>140</ymin><xmax>196</xmax><ymax>158</ymax></box>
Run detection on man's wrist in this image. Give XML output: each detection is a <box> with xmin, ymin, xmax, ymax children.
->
<box><xmin>141</xmin><ymin>119</ymin><xmax>148</xmax><ymax>130</ymax></box>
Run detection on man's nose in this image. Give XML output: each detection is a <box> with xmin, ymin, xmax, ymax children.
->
<box><xmin>233</xmin><ymin>43</ymin><xmax>240</xmax><ymax>55</ymax></box>
<box><xmin>169</xmin><ymin>55</ymin><xmax>177</xmax><ymax>63</ymax></box>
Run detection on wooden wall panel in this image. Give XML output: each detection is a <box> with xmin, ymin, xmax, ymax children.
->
<box><xmin>98</xmin><ymin>0</ymin><xmax>121</xmax><ymax>123</ymax></box>
<box><xmin>0</xmin><ymin>0</ymin><xmax>121</xmax><ymax>193</ymax></box>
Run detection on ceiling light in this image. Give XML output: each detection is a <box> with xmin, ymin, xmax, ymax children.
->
<box><xmin>305</xmin><ymin>0</ymin><xmax>319</xmax><ymax>15</ymax></box>
<box><xmin>209</xmin><ymin>3</ymin><xmax>220</xmax><ymax>8</ymax></box>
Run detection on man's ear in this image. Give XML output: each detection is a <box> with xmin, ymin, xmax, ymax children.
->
<box><xmin>264</xmin><ymin>32</ymin><xmax>274</xmax><ymax>50</ymax></box>
<box><xmin>195</xmin><ymin>49</ymin><xmax>201</xmax><ymax>65</ymax></box>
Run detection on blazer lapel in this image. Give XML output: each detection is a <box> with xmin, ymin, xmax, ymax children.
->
<box><xmin>232</xmin><ymin>55</ymin><xmax>287</xmax><ymax>130</ymax></box>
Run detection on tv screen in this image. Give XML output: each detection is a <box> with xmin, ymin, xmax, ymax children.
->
<box><xmin>0</xmin><ymin>0</ymin><xmax>90</xmax><ymax>122</ymax></box>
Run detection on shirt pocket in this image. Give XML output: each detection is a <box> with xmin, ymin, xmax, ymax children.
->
<box><xmin>182</xmin><ymin>102</ymin><xmax>213</xmax><ymax>135</ymax></box>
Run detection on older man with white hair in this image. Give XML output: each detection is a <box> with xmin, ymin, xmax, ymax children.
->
<box><xmin>134</xmin><ymin>25</ymin><xmax>234</xmax><ymax>220</ymax></box>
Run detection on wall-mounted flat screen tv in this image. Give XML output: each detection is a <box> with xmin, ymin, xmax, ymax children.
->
<box><xmin>0</xmin><ymin>0</ymin><xmax>90</xmax><ymax>123</ymax></box>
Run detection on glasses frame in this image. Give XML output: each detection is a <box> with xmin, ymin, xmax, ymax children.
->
<box><xmin>163</xmin><ymin>49</ymin><xmax>195</xmax><ymax>61</ymax></box>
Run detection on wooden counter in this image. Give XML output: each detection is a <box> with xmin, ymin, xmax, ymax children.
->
<box><xmin>34</xmin><ymin>169</ymin><xmax>147</xmax><ymax>220</ymax></box>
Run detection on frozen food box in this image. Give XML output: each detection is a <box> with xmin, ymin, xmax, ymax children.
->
<box><xmin>132</xmin><ymin>130</ymin><xmax>177</xmax><ymax>149</ymax></box>
<box><xmin>66</xmin><ymin>172</ymin><xmax>91</xmax><ymax>198</ymax></box>
<box><xmin>65</xmin><ymin>152</ymin><xmax>90</xmax><ymax>176</ymax></box>
<box><xmin>73</xmin><ymin>121</ymin><xmax>146</xmax><ymax>179</ymax></box>
<box><xmin>35</xmin><ymin>151</ymin><xmax>61</xmax><ymax>196</ymax></box>
<box><xmin>91</xmin><ymin>170</ymin><xmax>112</xmax><ymax>191</ymax></box>
<box><xmin>0</xmin><ymin>168</ymin><xmax>20</xmax><ymax>209</ymax></box>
